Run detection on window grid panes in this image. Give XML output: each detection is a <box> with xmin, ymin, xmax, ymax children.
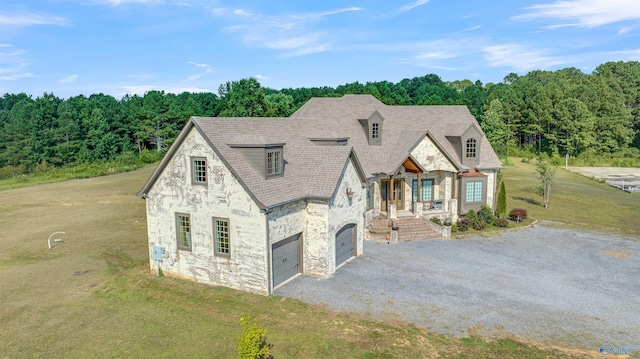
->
<box><xmin>466</xmin><ymin>139</ymin><xmax>476</xmax><ymax>158</ymax></box>
<box><xmin>366</xmin><ymin>184</ymin><xmax>374</xmax><ymax>209</ymax></box>
<box><xmin>177</xmin><ymin>214</ymin><xmax>191</xmax><ymax>250</ymax></box>
<box><xmin>465</xmin><ymin>181</ymin><xmax>483</xmax><ymax>202</ymax></box>
<box><xmin>266</xmin><ymin>149</ymin><xmax>281</xmax><ymax>175</ymax></box>
<box><xmin>214</xmin><ymin>218</ymin><xmax>230</xmax><ymax>255</ymax></box>
<box><xmin>372</xmin><ymin>123</ymin><xmax>379</xmax><ymax>139</ymax></box>
<box><xmin>412</xmin><ymin>179</ymin><xmax>433</xmax><ymax>202</ymax></box>
<box><xmin>193</xmin><ymin>159</ymin><xmax>207</xmax><ymax>183</ymax></box>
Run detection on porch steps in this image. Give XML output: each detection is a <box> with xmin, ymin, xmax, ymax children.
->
<box><xmin>367</xmin><ymin>215</ymin><xmax>441</xmax><ymax>241</ymax></box>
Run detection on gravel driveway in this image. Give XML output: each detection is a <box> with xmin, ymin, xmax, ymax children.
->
<box><xmin>275</xmin><ymin>222</ymin><xmax>640</xmax><ymax>350</ymax></box>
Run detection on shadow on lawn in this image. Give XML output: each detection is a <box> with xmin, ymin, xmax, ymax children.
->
<box><xmin>512</xmin><ymin>196</ymin><xmax>542</xmax><ymax>207</ymax></box>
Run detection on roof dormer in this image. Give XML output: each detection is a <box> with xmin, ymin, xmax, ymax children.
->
<box><xmin>460</xmin><ymin>125</ymin><xmax>482</xmax><ymax>167</ymax></box>
<box><xmin>445</xmin><ymin>123</ymin><xmax>483</xmax><ymax>167</ymax></box>
<box><xmin>358</xmin><ymin>110</ymin><xmax>384</xmax><ymax>146</ymax></box>
<box><xmin>228</xmin><ymin>142</ymin><xmax>285</xmax><ymax>180</ymax></box>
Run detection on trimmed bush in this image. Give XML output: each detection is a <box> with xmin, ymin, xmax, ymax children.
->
<box><xmin>473</xmin><ymin>220</ymin><xmax>487</xmax><ymax>231</ymax></box>
<box><xmin>457</xmin><ymin>218</ymin><xmax>470</xmax><ymax>232</ymax></box>
<box><xmin>477</xmin><ymin>205</ymin><xmax>495</xmax><ymax>224</ymax></box>
<box><xmin>236</xmin><ymin>315</ymin><xmax>273</xmax><ymax>359</ymax></box>
<box><xmin>464</xmin><ymin>209</ymin><xmax>478</xmax><ymax>227</ymax></box>
<box><xmin>430</xmin><ymin>216</ymin><xmax>442</xmax><ymax>225</ymax></box>
<box><xmin>509</xmin><ymin>208</ymin><xmax>528</xmax><ymax>221</ymax></box>
<box><xmin>493</xmin><ymin>218</ymin><xmax>509</xmax><ymax>228</ymax></box>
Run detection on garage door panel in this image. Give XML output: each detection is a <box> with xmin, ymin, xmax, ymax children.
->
<box><xmin>336</xmin><ymin>224</ymin><xmax>355</xmax><ymax>266</ymax></box>
<box><xmin>272</xmin><ymin>234</ymin><xmax>300</xmax><ymax>287</ymax></box>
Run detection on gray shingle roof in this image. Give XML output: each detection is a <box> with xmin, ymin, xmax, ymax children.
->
<box><xmin>291</xmin><ymin>94</ymin><xmax>502</xmax><ymax>175</ymax></box>
<box><xmin>139</xmin><ymin>94</ymin><xmax>501</xmax><ymax>209</ymax></box>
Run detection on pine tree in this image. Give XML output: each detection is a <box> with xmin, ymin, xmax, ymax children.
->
<box><xmin>496</xmin><ymin>180</ymin><xmax>507</xmax><ymax>218</ymax></box>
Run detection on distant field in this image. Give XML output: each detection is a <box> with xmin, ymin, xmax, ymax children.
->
<box><xmin>0</xmin><ymin>164</ymin><xmax>616</xmax><ymax>358</ymax></box>
<box><xmin>503</xmin><ymin>159</ymin><xmax>640</xmax><ymax>238</ymax></box>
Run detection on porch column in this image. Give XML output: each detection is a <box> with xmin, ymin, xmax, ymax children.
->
<box><xmin>417</xmin><ymin>171</ymin><xmax>421</xmax><ymax>202</ymax></box>
<box><xmin>388</xmin><ymin>175</ymin><xmax>397</xmax><ymax>222</ymax></box>
<box><xmin>415</xmin><ymin>170</ymin><xmax>422</xmax><ymax>218</ymax></box>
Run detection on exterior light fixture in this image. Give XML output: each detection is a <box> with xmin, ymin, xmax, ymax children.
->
<box><xmin>346</xmin><ymin>187</ymin><xmax>354</xmax><ymax>200</ymax></box>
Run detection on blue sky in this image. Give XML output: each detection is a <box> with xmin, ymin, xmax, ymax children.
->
<box><xmin>1</xmin><ymin>0</ymin><xmax>639</xmax><ymax>98</ymax></box>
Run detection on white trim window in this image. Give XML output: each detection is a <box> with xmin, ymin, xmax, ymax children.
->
<box><xmin>266</xmin><ymin>148</ymin><xmax>282</xmax><ymax>176</ymax></box>
<box><xmin>465</xmin><ymin>181</ymin><xmax>483</xmax><ymax>202</ymax></box>
<box><xmin>214</xmin><ymin>218</ymin><xmax>230</xmax><ymax>256</ymax></box>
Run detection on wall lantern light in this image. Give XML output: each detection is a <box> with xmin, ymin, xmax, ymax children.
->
<box><xmin>346</xmin><ymin>187</ymin><xmax>354</xmax><ymax>200</ymax></box>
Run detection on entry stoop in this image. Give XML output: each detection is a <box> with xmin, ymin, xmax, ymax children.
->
<box><xmin>390</xmin><ymin>217</ymin><xmax>441</xmax><ymax>241</ymax></box>
<box><xmin>366</xmin><ymin>215</ymin><xmax>391</xmax><ymax>241</ymax></box>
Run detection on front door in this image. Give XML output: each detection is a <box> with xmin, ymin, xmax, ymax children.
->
<box><xmin>381</xmin><ymin>179</ymin><xmax>404</xmax><ymax>211</ymax></box>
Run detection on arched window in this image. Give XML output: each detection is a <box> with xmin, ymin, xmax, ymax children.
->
<box><xmin>466</xmin><ymin>138</ymin><xmax>476</xmax><ymax>158</ymax></box>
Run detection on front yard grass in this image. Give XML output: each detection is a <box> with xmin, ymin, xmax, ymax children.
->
<box><xmin>0</xmin><ymin>165</ymin><xmax>606</xmax><ymax>358</ymax></box>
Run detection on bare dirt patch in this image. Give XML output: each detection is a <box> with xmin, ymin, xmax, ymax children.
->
<box><xmin>569</xmin><ymin>166</ymin><xmax>640</xmax><ymax>190</ymax></box>
<box><xmin>603</xmin><ymin>249</ymin><xmax>634</xmax><ymax>259</ymax></box>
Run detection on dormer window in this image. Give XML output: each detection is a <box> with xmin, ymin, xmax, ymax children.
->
<box><xmin>466</xmin><ymin>138</ymin><xmax>476</xmax><ymax>158</ymax></box>
<box><xmin>265</xmin><ymin>147</ymin><xmax>283</xmax><ymax>177</ymax></box>
<box><xmin>359</xmin><ymin>110</ymin><xmax>384</xmax><ymax>146</ymax></box>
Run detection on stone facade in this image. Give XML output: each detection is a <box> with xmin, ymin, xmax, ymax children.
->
<box><xmin>145</xmin><ymin>128</ymin><xmax>365</xmax><ymax>295</ymax></box>
<box><xmin>146</xmin><ymin>127</ymin><xmax>270</xmax><ymax>295</ymax></box>
<box><xmin>327</xmin><ymin>157</ymin><xmax>366</xmax><ymax>272</ymax></box>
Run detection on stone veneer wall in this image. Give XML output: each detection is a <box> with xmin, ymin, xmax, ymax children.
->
<box><xmin>145</xmin><ymin>127</ymin><xmax>269</xmax><ymax>295</ymax></box>
<box><xmin>327</xmin><ymin>157</ymin><xmax>366</xmax><ymax>274</ymax></box>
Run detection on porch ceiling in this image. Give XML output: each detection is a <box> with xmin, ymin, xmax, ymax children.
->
<box><xmin>402</xmin><ymin>157</ymin><xmax>421</xmax><ymax>174</ymax></box>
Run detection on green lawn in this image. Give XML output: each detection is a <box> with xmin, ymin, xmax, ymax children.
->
<box><xmin>0</xmin><ymin>165</ymin><xmax>607</xmax><ymax>358</ymax></box>
<box><xmin>502</xmin><ymin>158</ymin><xmax>640</xmax><ymax>238</ymax></box>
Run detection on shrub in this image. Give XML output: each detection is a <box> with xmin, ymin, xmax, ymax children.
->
<box><xmin>464</xmin><ymin>209</ymin><xmax>478</xmax><ymax>227</ymax></box>
<box><xmin>139</xmin><ymin>149</ymin><xmax>163</xmax><ymax>164</ymax></box>
<box><xmin>457</xmin><ymin>218</ymin><xmax>470</xmax><ymax>232</ymax></box>
<box><xmin>473</xmin><ymin>220</ymin><xmax>487</xmax><ymax>231</ymax></box>
<box><xmin>493</xmin><ymin>218</ymin><xmax>509</xmax><ymax>227</ymax></box>
<box><xmin>451</xmin><ymin>224</ymin><xmax>458</xmax><ymax>233</ymax></box>
<box><xmin>430</xmin><ymin>216</ymin><xmax>442</xmax><ymax>225</ymax></box>
<box><xmin>236</xmin><ymin>315</ymin><xmax>273</xmax><ymax>359</ymax></box>
<box><xmin>477</xmin><ymin>205</ymin><xmax>495</xmax><ymax>224</ymax></box>
<box><xmin>509</xmin><ymin>208</ymin><xmax>528</xmax><ymax>221</ymax></box>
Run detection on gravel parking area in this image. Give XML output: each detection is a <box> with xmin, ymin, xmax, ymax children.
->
<box><xmin>276</xmin><ymin>222</ymin><xmax>640</xmax><ymax>350</ymax></box>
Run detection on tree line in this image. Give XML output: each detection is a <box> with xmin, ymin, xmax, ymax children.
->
<box><xmin>1</xmin><ymin>61</ymin><xmax>638</xmax><ymax>177</ymax></box>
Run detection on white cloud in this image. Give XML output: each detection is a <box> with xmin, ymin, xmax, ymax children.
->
<box><xmin>59</xmin><ymin>75</ymin><xmax>79</xmax><ymax>83</ymax></box>
<box><xmin>233</xmin><ymin>9</ymin><xmax>252</xmax><ymax>16</ymax></box>
<box><xmin>618</xmin><ymin>26</ymin><xmax>635</xmax><ymax>35</ymax></box>
<box><xmin>186</xmin><ymin>68</ymin><xmax>212</xmax><ymax>81</ymax></box>
<box><xmin>483</xmin><ymin>43</ymin><xmax>565</xmax><ymax>71</ymax></box>
<box><xmin>255</xmin><ymin>74</ymin><xmax>269</xmax><ymax>80</ymax></box>
<box><xmin>458</xmin><ymin>25</ymin><xmax>481</xmax><ymax>33</ymax></box>
<box><xmin>187</xmin><ymin>61</ymin><xmax>208</xmax><ymax>67</ymax></box>
<box><xmin>295</xmin><ymin>7</ymin><xmax>362</xmax><ymax>19</ymax></box>
<box><xmin>99</xmin><ymin>0</ymin><xmax>163</xmax><ymax>5</ymax></box>
<box><xmin>216</xmin><ymin>6</ymin><xmax>362</xmax><ymax>57</ymax></box>
<box><xmin>514</xmin><ymin>0</ymin><xmax>640</xmax><ymax>28</ymax></box>
<box><xmin>397</xmin><ymin>0</ymin><xmax>429</xmax><ymax>14</ymax></box>
<box><xmin>0</xmin><ymin>11</ymin><xmax>67</xmax><ymax>27</ymax></box>
<box><xmin>0</xmin><ymin>72</ymin><xmax>34</xmax><ymax>80</ymax></box>
<box><xmin>185</xmin><ymin>61</ymin><xmax>213</xmax><ymax>81</ymax></box>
